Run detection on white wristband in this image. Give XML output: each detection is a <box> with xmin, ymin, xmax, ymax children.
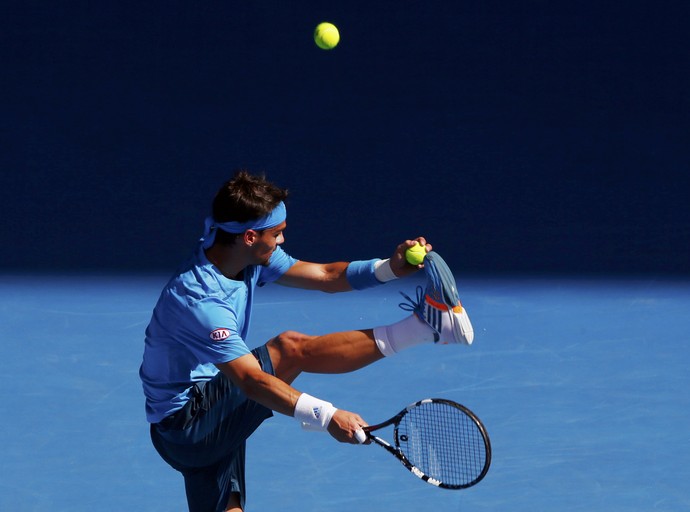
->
<box><xmin>374</xmin><ymin>258</ymin><xmax>398</xmax><ymax>283</ymax></box>
<box><xmin>294</xmin><ymin>393</ymin><xmax>338</xmax><ymax>432</ymax></box>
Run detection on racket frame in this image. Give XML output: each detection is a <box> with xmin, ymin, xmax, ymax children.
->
<box><xmin>362</xmin><ymin>398</ymin><xmax>491</xmax><ymax>490</ymax></box>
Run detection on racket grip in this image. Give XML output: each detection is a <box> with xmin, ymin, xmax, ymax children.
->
<box><xmin>354</xmin><ymin>428</ymin><xmax>367</xmax><ymax>444</ymax></box>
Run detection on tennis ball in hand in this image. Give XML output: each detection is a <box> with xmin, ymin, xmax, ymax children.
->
<box><xmin>314</xmin><ymin>22</ymin><xmax>339</xmax><ymax>50</ymax></box>
<box><xmin>405</xmin><ymin>243</ymin><xmax>427</xmax><ymax>266</ymax></box>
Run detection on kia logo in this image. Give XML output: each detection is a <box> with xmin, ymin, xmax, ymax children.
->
<box><xmin>210</xmin><ymin>328</ymin><xmax>231</xmax><ymax>341</ymax></box>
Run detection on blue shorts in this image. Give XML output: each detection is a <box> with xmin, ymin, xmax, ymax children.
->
<box><xmin>150</xmin><ymin>344</ymin><xmax>275</xmax><ymax>512</ymax></box>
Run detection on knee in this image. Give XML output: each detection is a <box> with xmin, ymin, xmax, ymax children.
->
<box><xmin>268</xmin><ymin>330</ymin><xmax>313</xmax><ymax>361</ymax></box>
<box><xmin>267</xmin><ymin>330</ymin><xmax>316</xmax><ymax>384</ymax></box>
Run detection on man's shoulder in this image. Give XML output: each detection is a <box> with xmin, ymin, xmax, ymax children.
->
<box><xmin>170</xmin><ymin>267</ymin><xmax>244</xmax><ymax>306</ymax></box>
<box><xmin>156</xmin><ymin>273</ymin><xmax>242</xmax><ymax>333</ymax></box>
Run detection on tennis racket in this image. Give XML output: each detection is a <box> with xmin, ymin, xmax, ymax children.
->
<box><xmin>355</xmin><ymin>398</ymin><xmax>491</xmax><ymax>490</ymax></box>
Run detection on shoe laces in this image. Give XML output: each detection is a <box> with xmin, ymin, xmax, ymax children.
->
<box><xmin>398</xmin><ymin>286</ymin><xmax>425</xmax><ymax>314</ymax></box>
<box><xmin>399</xmin><ymin>285</ymin><xmax>441</xmax><ymax>342</ymax></box>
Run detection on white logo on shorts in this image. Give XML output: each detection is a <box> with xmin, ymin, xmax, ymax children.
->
<box><xmin>210</xmin><ymin>328</ymin><xmax>231</xmax><ymax>341</ymax></box>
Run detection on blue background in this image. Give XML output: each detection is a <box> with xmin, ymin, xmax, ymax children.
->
<box><xmin>2</xmin><ymin>1</ymin><xmax>688</xmax><ymax>276</ymax></box>
<box><xmin>2</xmin><ymin>275</ymin><xmax>689</xmax><ymax>511</ymax></box>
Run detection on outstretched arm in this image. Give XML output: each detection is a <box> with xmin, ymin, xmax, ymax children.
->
<box><xmin>216</xmin><ymin>354</ymin><xmax>366</xmax><ymax>443</ymax></box>
<box><xmin>276</xmin><ymin>237</ymin><xmax>431</xmax><ymax>293</ymax></box>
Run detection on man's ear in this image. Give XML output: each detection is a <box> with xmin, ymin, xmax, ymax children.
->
<box><xmin>244</xmin><ymin>229</ymin><xmax>257</xmax><ymax>246</ymax></box>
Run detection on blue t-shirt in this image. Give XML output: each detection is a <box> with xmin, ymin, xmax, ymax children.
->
<box><xmin>139</xmin><ymin>245</ymin><xmax>297</xmax><ymax>423</ymax></box>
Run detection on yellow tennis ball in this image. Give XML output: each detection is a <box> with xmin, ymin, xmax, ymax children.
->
<box><xmin>405</xmin><ymin>243</ymin><xmax>427</xmax><ymax>266</ymax></box>
<box><xmin>314</xmin><ymin>22</ymin><xmax>339</xmax><ymax>50</ymax></box>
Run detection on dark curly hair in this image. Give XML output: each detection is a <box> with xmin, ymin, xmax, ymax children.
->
<box><xmin>211</xmin><ymin>170</ymin><xmax>288</xmax><ymax>245</ymax></box>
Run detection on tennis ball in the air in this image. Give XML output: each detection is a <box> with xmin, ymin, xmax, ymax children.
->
<box><xmin>405</xmin><ymin>243</ymin><xmax>427</xmax><ymax>266</ymax></box>
<box><xmin>314</xmin><ymin>22</ymin><xmax>339</xmax><ymax>50</ymax></box>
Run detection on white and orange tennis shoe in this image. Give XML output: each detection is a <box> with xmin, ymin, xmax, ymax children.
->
<box><xmin>400</xmin><ymin>251</ymin><xmax>474</xmax><ymax>345</ymax></box>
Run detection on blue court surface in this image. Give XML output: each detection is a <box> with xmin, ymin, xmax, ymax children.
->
<box><xmin>2</xmin><ymin>273</ymin><xmax>689</xmax><ymax>511</ymax></box>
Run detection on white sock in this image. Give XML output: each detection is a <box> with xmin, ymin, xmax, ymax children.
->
<box><xmin>373</xmin><ymin>314</ymin><xmax>436</xmax><ymax>357</ymax></box>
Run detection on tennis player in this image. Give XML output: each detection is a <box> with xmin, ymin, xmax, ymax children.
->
<box><xmin>139</xmin><ymin>170</ymin><xmax>474</xmax><ymax>511</ymax></box>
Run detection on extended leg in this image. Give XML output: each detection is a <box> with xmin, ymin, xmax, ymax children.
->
<box><xmin>266</xmin><ymin>311</ymin><xmax>439</xmax><ymax>384</ymax></box>
<box><xmin>267</xmin><ymin>328</ymin><xmax>383</xmax><ymax>384</ymax></box>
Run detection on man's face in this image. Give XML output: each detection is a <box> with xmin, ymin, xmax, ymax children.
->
<box><xmin>250</xmin><ymin>221</ymin><xmax>286</xmax><ymax>266</ymax></box>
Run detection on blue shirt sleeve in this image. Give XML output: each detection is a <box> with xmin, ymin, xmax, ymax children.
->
<box><xmin>183</xmin><ymin>296</ymin><xmax>251</xmax><ymax>364</ymax></box>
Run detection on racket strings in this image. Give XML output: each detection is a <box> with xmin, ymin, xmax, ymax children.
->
<box><xmin>397</xmin><ymin>402</ymin><xmax>487</xmax><ymax>487</ymax></box>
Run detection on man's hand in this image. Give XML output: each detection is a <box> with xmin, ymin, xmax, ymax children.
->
<box><xmin>390</xmin><ymin>237</ymin><xmax>432</xmax><ymax>278</ymax></box>
<box><xmin>327</xmin><ymin>409</ymin><xmax>369</xmax><ymax>444</ymax></box>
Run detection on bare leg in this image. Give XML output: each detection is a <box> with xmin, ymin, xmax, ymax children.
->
<box><xmin>224</xmin><ymin>492</ymin><xmax>242</xmax><ymax>511</ymax></box>
<box><xmin>266</xmin><ymin>328</ymin><xmax>384</xmax><ymax>384</ymax></box>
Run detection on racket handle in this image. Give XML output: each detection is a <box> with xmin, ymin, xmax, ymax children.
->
<box><xmin>354</xmin><ymin>428</ymin><xmax>367</xmax><ymax>444</ymax></box>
